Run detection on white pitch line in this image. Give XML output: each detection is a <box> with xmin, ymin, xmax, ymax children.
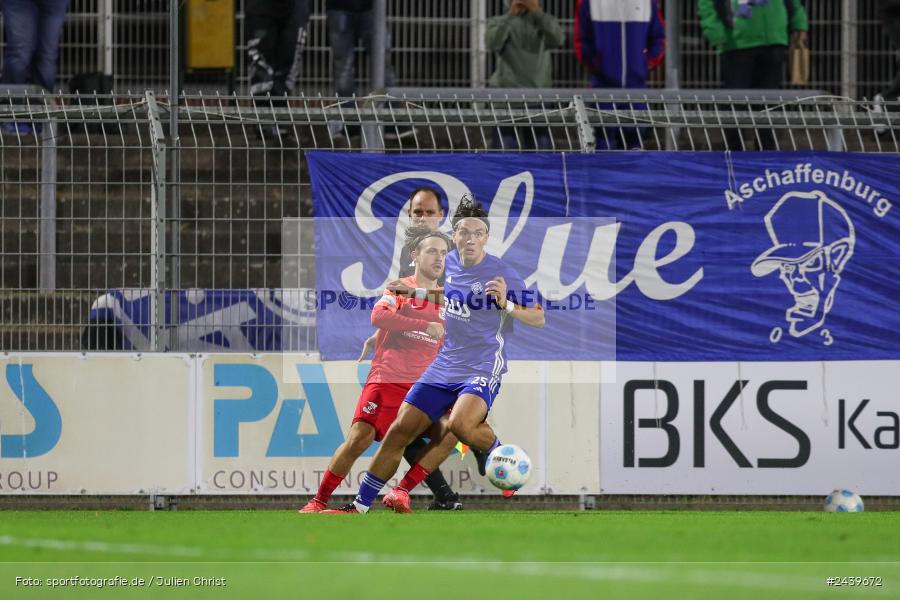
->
<box><xmin>0</xmin><ymin>534</ymin><xmax>891</xmax><ymax>594</ymax></box>
<box><xmin>0</xmin><ymin>535</ymin><xmax>203</xmax><ymax>558</ymax></box>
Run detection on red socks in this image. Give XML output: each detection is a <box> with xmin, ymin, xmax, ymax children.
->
<box><xmin>317</xmin><ymin>465</ymin><xmax>430</xmax><ymax>502</ymax></box>
<box><xmin>315</xmin><ymin>469</ymin><xmax>346</xmax><ymax>504</ymax></box>
<box><xmin>397</xmin><ymin>464</ymin><xmax>430</xmax><ymax>493</ymax></box>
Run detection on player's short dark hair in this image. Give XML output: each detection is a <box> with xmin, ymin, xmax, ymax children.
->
<box><xmin>408</xmin><ymin>186</ymin><xmax>444</xmax><ymax>213</ymax></box>
<box><xmin>405</xmin><ymin>225</ymin><xmax>452</xmax><ymax>255</ymax></box>
<box><xmin>451</xmin><ymin>194</ymin><xmax>490</xmax><ymax>231</ymax></box>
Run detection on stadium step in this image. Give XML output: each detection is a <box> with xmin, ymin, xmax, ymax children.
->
<box><xmin>0</xmin><ymin>289</ymin><xmax>96</xmax><ymax>321</ymax></box>
<box><xmin>0</xmin><ymin>323</ymin><xmax>84</xmax><ymax>351</ymax></box>
<box><xmin>0</xmin><ymin>290</ymin><xmax>96</xmax><ymax>350</ymax></box>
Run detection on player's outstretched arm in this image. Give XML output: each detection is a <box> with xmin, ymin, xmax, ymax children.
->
<box><xmin>506</xmin><ymin>302</ymin><xmax>545</xmax><ymax>328</ymax></box>
<box><xmin>386</xmin><ymin>279</ymin><xmax>444</xmax><ymax>304</ymax></box>
<box><xmin>486</xmin><ymin>276</ymin><xmax>545</xmax><ymax>328</ymax></box>
<box><xmin>371</xmin><ymin>300</ymin><xmax>436</xmax><ymax>332</ymax></box>
<box><xmin>358</xmin><ymin>333</ymin><xmax>377</xmax><ymax>362</ymax></box>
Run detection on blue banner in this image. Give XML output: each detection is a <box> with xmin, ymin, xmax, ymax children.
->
<box><xmin>85</xmin><ymin>289</ymin><xmax>316</xmax><ymax>352</ymax></box>
<box><xmin>308</xmin><ymin>151</ymin><xmax>900</xmax><ymax>361</ymax></box>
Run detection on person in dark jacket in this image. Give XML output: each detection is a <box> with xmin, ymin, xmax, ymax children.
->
<box><xmin>699</xmin><ymin>0</ymin><xmax>808</xmax><ymax>150</ymax></box>
<box><xmin>574</xmin><ymin>0</ymin><xmax>666</xmax><ymax>150</ymax></box>
<box><xmin>245</xmin><ymin>0</ymin><xmax>311</xmax><ymax>142</ymax></box>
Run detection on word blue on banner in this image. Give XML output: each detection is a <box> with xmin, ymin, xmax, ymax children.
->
<box><xmin>307</xmin><ymin>151</ymin><xmax>900</xmax><ymax>361</ymax></box>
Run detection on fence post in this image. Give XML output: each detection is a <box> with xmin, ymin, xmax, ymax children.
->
<box><xmin>364</xmin><ymin>0</ymin><xmax>387</xmax><ymax>151</ymax></box>
<box><xmin>168</xmin><ymin>0</ymin><xmax>181</xmax><ymax>327</ymax></box>
<box><xmin>100</xmin><ymin>0</ymin><xmax>113</xmax><ymax>76</ymax></box>
<box><xmin>470</xmin><ymin>0</ymin><xmax>487</xmax><ymax>88</ymax></box>
<box><xmin>571</xmin><ymin>94</ymin><xmax>597</xmax><ymax>152</ymax></box>
<box><xmin>371</xmin><ymin>0</ymin><xmax>386</xmax><ymax>90</ymax></box>
<box><xmin>841</xmin><ymin>0</ymin><xmax>857</xmax><ymax>100</ymax></box>
<box><xmin>572</xmin><ymin>94</ymin><xmax>596</xmax><ymax>152</ymax></box>
<box><xmin>38</xmin><ymin>97</ymin><xmax>58</xmax><ymax>291</ymax></box>
<box><xmin>664</xmin><ymin>0</ymin><xmax>681</xmax><ymax>150</ymax></box>
<box><xmin>826</xmin><ymin>101</ymin><xmax>847</xmax><ymax>151</ymax></box>
<box><xmin>664</xmin><ymin>0</ymin><xmax>680</xmax><ymax>90</ymax></box>
<box><xmin>146</xmin><ymin>91</ymin><xmax>167</xmax><ymax>352</ymax></box>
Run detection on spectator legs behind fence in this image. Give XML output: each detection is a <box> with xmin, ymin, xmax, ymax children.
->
<box><xmin>720</xmin><ymin>45</ymin><xmax>788</xmax><ymax>151</ymax></box>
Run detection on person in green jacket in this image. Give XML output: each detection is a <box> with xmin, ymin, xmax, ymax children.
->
<box><xmin>485</xmin><ymin>0</ymin><xmax>565</xmax><ymax>150</ymax></box>
<box><xmin>698</xmin><ymin>0</ymin><xmax>809</xmax><ymax>150</ymax></box>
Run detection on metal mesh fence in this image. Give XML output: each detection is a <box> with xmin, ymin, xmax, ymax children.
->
<box><xmin>0</xmin><ymin>89</ymin><xmax>899</xmax><ymax>352</ymax></box>
<box><xmin>1</xmin><ymin>1</ymin><xmax>898</xmax><ymax>98</ymax></box>
<box><xmin>0</xmin><ymin>93</ymin><xmax>153</xmax><ymax>350</ymax></box>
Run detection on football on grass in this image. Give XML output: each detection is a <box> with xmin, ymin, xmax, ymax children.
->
<box><xmin>486</xmin><ymin>444</ymin><xmax>532</xmax><ymax>491</ymax></box>
<box><xmin>824</xmin><ymin>489</ymin><xmax>864</xmax><ymax>512</ymax></box>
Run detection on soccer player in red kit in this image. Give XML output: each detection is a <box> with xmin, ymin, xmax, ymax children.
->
<box><xmin>358</xmin><ymin>186</ymin><xmax>463</xmax><ymax>510</ymax></box>
<box><xmin>299</xmin><ymin>227</ymin><xmax>456</xmax><ymax>513</ymax></box>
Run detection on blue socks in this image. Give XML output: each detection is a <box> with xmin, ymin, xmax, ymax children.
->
<box><xmin>488</xmin><ymin>437</ymin><xmax>501</xmax><ymax>454</ymax></box>
<box><xmin>353</xmin><ymin>472</ymin><xmax>387</xmax><ymax>513</ymax></box>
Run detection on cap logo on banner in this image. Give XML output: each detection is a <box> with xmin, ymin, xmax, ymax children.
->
<box><xmin>752</xmin><ymin>190</ymin><xmax>855</xmax><ymax>341</ymax></box>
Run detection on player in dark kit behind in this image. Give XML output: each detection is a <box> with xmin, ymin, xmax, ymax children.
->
<box><xmin>299</xmin><ymin>227</ymin><xmax>457</xmax><ymax>513</ymax></box>
<box><xmin>324</xmin><ymin>196</ymin><xmax>545</xmax><ymax>514</ymax></box>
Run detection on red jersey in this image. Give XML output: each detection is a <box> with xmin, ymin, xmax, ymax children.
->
<box><xmin>366</xmin><ymin>276</ymin><xmax>444</xmax><ymax>385</ymax></box>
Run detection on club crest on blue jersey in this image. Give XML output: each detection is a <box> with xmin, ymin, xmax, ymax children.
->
<box><xmin>417</xmin><ymin>247</ymin><xmax>529</xmax><ymax>383</ymax></box>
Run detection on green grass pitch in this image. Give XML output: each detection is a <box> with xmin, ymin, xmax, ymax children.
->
<box><xmin>0</xmin><ymin>510</ymin><xmax>897</xmax><ymax>599</ymax></box>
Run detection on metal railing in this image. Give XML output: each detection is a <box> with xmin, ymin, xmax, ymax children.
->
<box><xmin>1</xmin><ymin>89</ymin><xmax>899</xmax><ymax>352</ymax></box>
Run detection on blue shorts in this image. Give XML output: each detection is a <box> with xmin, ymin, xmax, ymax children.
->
<box><xmin>404</xmin><ymin>376</ymin><xmax>501</xmax><ymax>423</ymax></box>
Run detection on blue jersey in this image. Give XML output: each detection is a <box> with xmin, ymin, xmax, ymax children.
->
<box><xmin>421</xmin><ymin>249</ymin><xmax>531</xmax><ymax>384</ymax></box>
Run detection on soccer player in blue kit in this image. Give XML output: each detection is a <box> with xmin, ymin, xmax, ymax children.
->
<box><xmin>324</xmin><ymin>196</ymin><xmax>545</xmax><ymax>513</ymax></box>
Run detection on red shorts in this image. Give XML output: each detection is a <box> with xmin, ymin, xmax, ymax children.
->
<box><xmin>352</xmin><ymin>381</ymin><xmax>412</xmax><ymax>441</ymax></box>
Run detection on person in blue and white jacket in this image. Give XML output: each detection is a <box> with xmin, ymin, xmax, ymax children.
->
<box><xmin>574</xmin><ymin>0</ymin><xmax>666</xmax><ymax>149</ymax></box>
